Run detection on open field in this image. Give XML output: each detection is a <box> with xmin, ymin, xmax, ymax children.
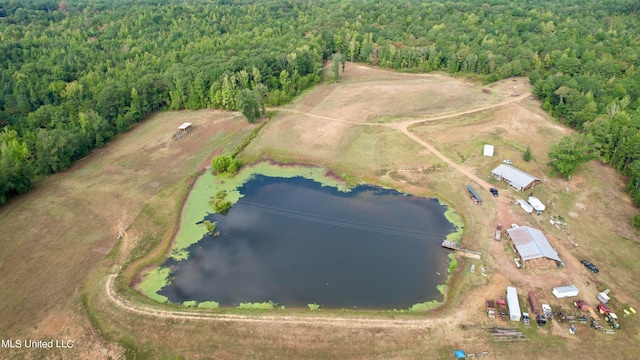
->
<box><xmin>1</xmin><ymin>64</ymin><xmax>639</xmax><ymax>359</ymax></box>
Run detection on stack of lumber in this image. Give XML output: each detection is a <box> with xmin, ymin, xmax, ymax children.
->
<box><xmin>489</xmin><ymin>327</ymin><xmax>526</xmax><ymax>341</ymax></box>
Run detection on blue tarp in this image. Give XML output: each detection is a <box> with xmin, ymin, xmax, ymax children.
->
<box><xmin>466</xmin><ymin>185</ymin><xmax>482</xmax><ymax>203</ymax></box>
<box><xmin>454</xmin><ymin>350</ymin><xmax>467</xmax><ymax>359</ymax></box>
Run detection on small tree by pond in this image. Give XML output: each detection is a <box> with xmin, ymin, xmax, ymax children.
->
<box><xmin>210</xmin><ymin>190</ymin><xmax>232</xmax><ymax>214</ymax></box>
<box><xmin>203</xmin><ymin>220</ymin><xmax>219</xmax><ymax>236</ymax></box>
<box><xmin>211</xmin><ymin>155</ymin><xmax>240</xmax><ymax>175</ymax></box>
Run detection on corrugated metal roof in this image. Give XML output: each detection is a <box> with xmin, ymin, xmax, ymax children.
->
<box><xmin>506</xmin><ymin>226</ymin><xmax>561</xmax><ymax>262</ymax></box>
<box><xmin>491</xmin><ymin>164</ymin><xmax>540</xmax><ymax>190</ymax></box>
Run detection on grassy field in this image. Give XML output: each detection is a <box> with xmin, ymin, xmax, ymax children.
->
<box><xmin>1</xmin><ymin>64</ymin><xmax>639</xmax><ymax>359</ymax></box>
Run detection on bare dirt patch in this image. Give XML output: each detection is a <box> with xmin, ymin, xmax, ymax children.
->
<box><xmin>287</xmin><ymin>63</ymin><xmax>501</xmax><ymax>124</ymax></box>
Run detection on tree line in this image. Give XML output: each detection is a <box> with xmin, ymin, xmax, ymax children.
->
<box><xmin>1</xmin><ymin>0</ymin><xmax>640</xmax><ymax>212</ymax></box>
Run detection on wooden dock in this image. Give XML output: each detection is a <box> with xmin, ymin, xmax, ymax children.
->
<box><xmin>442</xmin><ymin>240</ymin><xmax>482</xmax><ymax>259</ymax></box>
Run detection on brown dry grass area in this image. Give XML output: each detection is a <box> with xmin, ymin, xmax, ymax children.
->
<box><xmin>0</xmin><ymin>110</ymin><xmax>250</xmax><ymax>358</ymax></box>
<box><xmin>288</xmin><ymin>64</ymin><xmax>500</xmax><ymax>124</ymax></box>
<box><xmin>1</xmin><ymin>64</ymin><xmax>639</xmax><ymax>359</ymax></box>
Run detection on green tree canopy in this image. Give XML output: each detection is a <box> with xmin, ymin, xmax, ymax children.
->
<box><xmin>547</xmin><ymin>133</ymin><xmax>598</xmax><ymax>179</ymax></box>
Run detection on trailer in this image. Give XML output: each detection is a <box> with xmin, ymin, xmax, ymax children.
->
<box><xmin>517</xmin><ymin>199</ymin><xmax>533</xmax><ymax>214</ymax></box>
<box><xmin>467</xmin><ymin>185</ymin><xmax>482</xmax><ymax>204</ymax></box>
<box><xmin>506</xmin><ymin>287</ymin><xmax>521</xmax><ymax>321</ymax></box>
<box><xmin>598</xmin><ymin>303</ymin><xmax>612</xmax><ymax>315</ymax></box>
<box><xmin>528</xmin><ymin>291</ymin><xmax>540</xmax><ymax>314</ymax></box>
<box><xmin>527</xmin><ymin>196</ymin><xmax>546</xmax><ymax>214</ymax></box>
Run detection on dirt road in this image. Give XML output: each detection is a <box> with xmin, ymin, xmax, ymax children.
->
<box><xmin>274</xmin><ymin>90</ymin><xmax>531</xmax><ymax>192</ymax></box>
<box><xmin>106</xmin><ymin>275</ymin><xmax>463</xmax><ymax>329</ymax></box>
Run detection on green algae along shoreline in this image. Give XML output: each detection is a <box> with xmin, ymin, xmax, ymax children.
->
<box><xmin>137</xmin><ymin>162</ymin><xmax>463</xmax><ymax>308</ymax></box>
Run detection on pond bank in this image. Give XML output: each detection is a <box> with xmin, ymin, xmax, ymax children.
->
<box><xmin>138</xmin><ymin>162</ymin><xmax>463</xmax><ymax>310</ymax></box>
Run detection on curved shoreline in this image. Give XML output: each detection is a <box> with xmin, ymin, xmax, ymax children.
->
<box><xmin>136</xmin><ymin>163</ymin><xmax>459</xmax><ymax>309</ymax></box>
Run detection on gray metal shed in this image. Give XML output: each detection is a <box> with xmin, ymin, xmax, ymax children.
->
<box><xmin>491</xmin><ymin>164</ymin><xmax>541</xmax><ymax>191</ymax></box>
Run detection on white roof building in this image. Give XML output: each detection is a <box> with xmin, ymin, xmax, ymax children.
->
<box><xmin>491</xmin><ymin>164</ymin><xmax>541</xmax><ymax>191</ymax></box>
<box><xmin>483</xmin><ymin>144</ymin><xmax>494</xmax><ymax>157</ymax></box>
<box><xmin>552</xmin><ymin>285</ymin><xmax>579</xmax><ymax>298</ymax></box>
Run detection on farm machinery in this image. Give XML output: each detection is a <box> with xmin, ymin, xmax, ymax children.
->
<box><xmin>597</xmin><ymin>303</ymin><xmax>621</xmax><ymax>329</ymax></box>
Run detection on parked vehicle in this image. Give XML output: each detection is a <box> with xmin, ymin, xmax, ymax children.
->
<box><xmin>489</xmin><ymin>187</ymin><xmax>499</xmax><ymax>197</ymax></box>
<box><xmin>605</xmin><ymin>313</ymin><xmax>620</xmax><ymax>329</ymax></box>
<box><xmin>486</xmin><ymin>299</ymin><xmax>496</xmax><ymax>319</ymax></box>
<box><xmin>495</xmin><ymin>224</ymin><xmax>502</xmax><ymax>241</ymax></box>
<box><xmin>581</xmin><ymin>260</ymin><xmax>599</xmax><ymax>273</ymax></box>
<box><xmin>542</xmin><ymin>304</ymin><xmax>553</xmax><ymax>319</ymax></box>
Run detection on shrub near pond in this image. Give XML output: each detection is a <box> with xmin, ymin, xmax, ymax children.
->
<box><xmin>210</xmin><ymin>190</ymin><xmax>232</xmax><ymax>214</ymax></box>
<box><xmin>211</xmin><ymin>155</ymin><xmax>240</xmax><ymax>174</ymax></box>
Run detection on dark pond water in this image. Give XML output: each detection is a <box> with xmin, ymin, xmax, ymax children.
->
<box><xmin>159</xmin><ymin>175</ymin><xmax>454</xmax><ymax>309</ymax></box>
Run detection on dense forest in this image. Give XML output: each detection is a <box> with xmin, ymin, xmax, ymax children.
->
<box><xmin>1</xmin><ymin>0</ymin><xmax>640</xmax><ymax>214</ymax></box>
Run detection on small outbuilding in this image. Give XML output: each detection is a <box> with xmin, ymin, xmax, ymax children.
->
<box><xmin>491</xmin><ymin>164</ymin><xmax>541</xmax><ymax>191</ymax></box>
<box><xmin>506</xmin><ymin>286</ymin><xmax>521</xmax><ymax>321</ymax></box>
<box><xmin>552</xmin><ymin>285</ymin><xmax>579</xmax><ymax>299</ymax></box>
<box><xmin>598</xmin><ymin>292</ymin><xmax>610</xmax><ymax>304</ymax></box>
<box><xmin>483</xmin><ymin>144</ymin><xmax>494</xmax><ymax>157</ymax></box>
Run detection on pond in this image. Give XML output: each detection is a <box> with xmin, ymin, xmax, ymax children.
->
<box><xmin>157</xmin><ymin>173</ymin><xmax>457</xmax><ymax>310</ymax></box>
